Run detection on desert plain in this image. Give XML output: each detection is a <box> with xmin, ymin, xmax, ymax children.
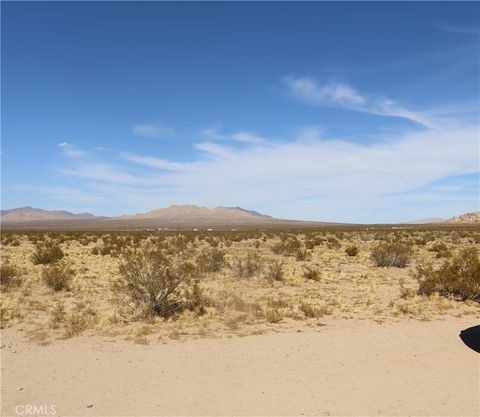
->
<box><xmin>1</xmin><ymin>225</ymin><xmax>479</xmax><ymax>416</ymax></box>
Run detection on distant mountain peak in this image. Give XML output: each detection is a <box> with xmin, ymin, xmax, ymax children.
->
<box><xmin>222</xmin><ymin>206</ymin><xmax>272</xmax><ymax>219</ymax></box>
<box><xmin>405</xmin><ymin>217</ymin><xmax>446</xmax><ymax>224</ymax></box>
<box><xmin>118</xmin><ymin>204</ymin><xmax>273</xmax><ymax>221</ymax></box>
<box><xmin>0</xmin><ymin>206</ymin><xmax>96</xmax><ymax>222</ymax></box>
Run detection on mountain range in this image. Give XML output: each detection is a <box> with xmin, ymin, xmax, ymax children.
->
<box><xmin>0</xmin><ymin>204</ymin><xmax>305</xmax><ymax>230</ymax></box>
<box><xmin>1</xmin><ymin>205</ymin><xmax>478</xmax><ymax>230</ymax></box>
<box><xmin>0</xmin><ymin>207</ymin><xmax>96</xmax><ymax>221</ymax></box>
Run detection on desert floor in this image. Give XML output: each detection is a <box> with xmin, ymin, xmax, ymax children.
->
<box><xmin>1</xmin><ymin>228</ymin><xmax>479</xmax><ymax>416</ymax></box>
<box><xmin>1</xmin><ymin>317</ymin><xmax>479</xmax><ymax>416</ymax></box>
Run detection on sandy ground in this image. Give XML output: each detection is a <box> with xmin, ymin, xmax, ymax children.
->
<box><xmin>1</xmin><ymin>317</ymin><xmax>479</xmax><ymax>417</ymax></box>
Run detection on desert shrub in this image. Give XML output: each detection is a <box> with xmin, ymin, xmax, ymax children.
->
<box><xmin>305</xmin><ymin>235</ymin><xmax>323</xmax><ymax>250</ymax></box>
<box><xmin>371</xmin><ymin>242</ymin><xmax>412</xmax><ymax>268</ymax></box>
<box><xmin>399</xmin><ymin>283</ymin><xmax>416</xmax><ymax>299</ymax></box>
<box><xmin>414</xmin><ymin>247</ymin><xmax>480</xmax><ymax>301</ymax></box>
<box><xmin>295</xmin><ymin>248</ymin><xmax>311</xmax><ymax>261</ymax></box>
<box><xmin>185</xmin><ymin>281</ymin><xmax>209</xmax><ymax>316</ymax></box>
<box><xmin>230</xmin><ymin>252</ymin><xmax>263</xmax><ymax>278</ymax></box>
<box><xmin>49</xmin><ymin>302</ymin><xmax>66</xmax><ymax>329</ymax></box>
<box><xmin>428</xmin><ymin>242</ymin><xmax>451</xmax><ymax>258</ymax></box>
<box><xmin>271</xmin><ymin>236</ymin><xmax>303</xmax><ymax>257</ymax></box>
<box><xmin>265</xmin><ymin>308</ymin><xmax>283</xmax><ymax>323</ymax></box>
<box><xmin>196</xmin><ymin>248</ymin><xmax>226</xmax><ymax>273</ymax></box>
<box><xmin>0</xmin><ymin>263</ymin><xmax>22</xmax><ymax>288</ymax></box>
<box><xmin>32</xmin><ymin>243</ymin><xmax>64</xmax><ymax>265</ymax></box>
<box><xmin>326</xmin><ymin>237</ymin><xmax>341</xmax><ymax>250</ymax></box>
<box><xmin>345</xmin><ymin>245</ymin><xmax>359</xmax><ymax>257</ymax></box>
<box><xmin>42</xmin><ymin>262</ymin><xmax>73</xmax><ymax>291</ymax></box>
<box><xmin>360</xmin><ymin>233</ymin><xmax>375</xmax><ymax>242</ymax></box>
<box><xmin>63</xmin><ymin>301</ymin><xmax>98</xmax><ymax>338</ymax></box>
<box><xmin>302</xmin><ymin>266</ymin><xmax>321</xmax><ymax>281</ymax></box>
<box><xmin>206</xmin><ymin>237</ymin><xmax>220</xmax><ymax>248</ymax></box>
<box><xmin>265</xmin><ymin>260</ymin><xmax>285</xmax><ymax>281</ymax></box>
<box><xmin>299</xmin><ymin>301</ymin><xmax>329</xmax><ymax>318</ymax></box>
<box><xmin>168</xmin><ymin>235</ymin><xmax>189</xmax><ymax>252</ymax></box>
<box><xmin>116</xmin><ymin>251</ymin><xmax>197</xmax><ymax>319</ymax></box>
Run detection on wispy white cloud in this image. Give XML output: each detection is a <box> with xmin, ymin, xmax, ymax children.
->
<box><xmin>54</xmin><ymin>123</ymin><xmax>478</xmax><ymax>222</ymax></box>
<box><xmin>60</xmin><ymin>163</ymin><xmax>139</xmax><ymax>185</ymax></box>
<box><xmin>435</xmin><ymin>21</ymin><xmax>480</xmax><ymax>35</ymax></box>
<box><xmin>202</xmin><ymin>126</ymin><xmax>269</xmax><ymax>145</ymax></box>
<box><xmin>57</xmin><ymin>142</ymin><xmax>87</xmax><ymax>158</ymax></box>
<box><xmin>132</xmin><ymin>123</ymin><xmax>175</xmax><ymax>138</ymax></box>
<box><xmin>120</xmin><ymin>152</ymin><xmax>191</xmax><ymax>172</ymax></box>
<box><xmin>282</xmin><ymin>76</ymin><xmax>435</xmax><ymax>127</ymax></box>
<box><xmin>11</xmin><ymin>184</ymin><xmax>105</xmax><ymax>204</ymax></box>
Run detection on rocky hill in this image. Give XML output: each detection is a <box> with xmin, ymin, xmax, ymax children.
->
<box><xmin>446</xmin><ymin>211</ymin><xmax>480</xmax><ymax>224</ymax></box>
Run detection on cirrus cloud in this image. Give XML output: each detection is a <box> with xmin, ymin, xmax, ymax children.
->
<box><xmin>131</xmin><ymin>123</ymin><xmax>175</xmax><ymax>138</ymax></box>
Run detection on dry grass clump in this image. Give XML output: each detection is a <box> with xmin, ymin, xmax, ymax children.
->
<box><xmin>265</xmin><ymin>308</ymin><xmax>283</xmax><ymax>323</ymax></box>
<box><xmin>345</xmin><ymin>245</ymin><xmax>359</xmax><ymax>257</ymax></box>
<box><xmin>304</xmin><ymin>234</ymin><xmax>323</xmax><ymax>250</ymax></box>
<box><xmin>185</xmin><ymin>281</ymin><xmax>210</xmax><ymax>316</ymax></box>
<box><xmin>414</xmin><ymin>247</ymin><xmax>480</xmax><ymax>301</ymax></box>
<box><xmin>302</xmin><ymin>265</ymin><xmax>321</xmax><ymax>281</ymax></box>
<box><xmin>230</xmin><ymin>252</ymin><xmax>263</xmax><ymax>278</ymax></box>
<box><xmin>371</xmin><ymin>242</ymin><xmax>412</xmax><ymax>268</ymax></box>
<box><xmin>326</xmin><ymin>236</ymin><xmax>341</xmax><ymax>250</ymax></box>
<box><xmin>32</xmin><ymin>242</ymin><xmax>64</xmax><ymax>265</ymax></box>
<box><xmin>46</xmin><ymin>299</ymin><xmax>98</xmax><ymax>338</ymax></box>
<box><xmin>399</xmin><ymin>283</ymin><xmax>416</xmax><ymax>299</ymax></box>
<box><xmin>427</xmin><ymin>242</ymin><xmax>451</xmax><ymax>258</ymax></box>
<box><xmin>115</xmin><ymin>250</ymin><xmax>198</xmax><ymax>319</ymax></box>
<box><xmin>49</xmin><ymin>302</ymin><xmax>66</xmax><ymax>329</ymax></box>
<box><xmin>196</xmin><ymin>247</ymin><xmax>226</xmax><ymax>273</ymax></box>
<box><xmin>42</xmin><ymin>262</ymin><xmax>73</xmax><ymax>291</ymax></box>
<box><xmin>294</xmin><ymin>248</ymin><xmax>311</xmax><ymax>261</ymax></box>
<box><xmin>63</xmin><ymin>301</ymin><xmax>98</xmax><ymax>338</ymax></box>
<box><xmin>299</xmin><ymin>300</ymin><xmax>330</xmax><ymax>318</ymax></box>
<box><xmin>271</xmin><ymin>236</ymin><xmax>303</xmax><ymax>257</ymax></box>
<box><xmin>0</xmin><ymin>263</ymin><xmax>22</xmax><ymax>288</ymax></box>
<box><xmin>264</xmin><ymin>260</ymin><xmax>285</xmax><ymax>281</ymax></box>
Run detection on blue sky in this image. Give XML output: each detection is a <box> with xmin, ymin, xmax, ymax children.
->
<box><xmin>1</xmin><ymin>2</ymin><xmax>479</xmax><ymax>223</ymax></box>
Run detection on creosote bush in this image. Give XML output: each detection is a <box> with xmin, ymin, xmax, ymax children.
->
<box><xmin>230</xmin><ymin>252</ymin><xmax>263</xmax><ymax>278</ymax></box>
<box><xmin>116</xmin><ymin>250</ymin><xmax>198</xmax><ymax>319</ymax></box>
<box><xmin>0</xmin><ymin>263</ymin><xmax>22</xmax><ymax>288</ymax></box>
<box><xmin>42</xmin><ymin>262</ymin><xmax>73</xmax><ymax>291</ymax></box>
<box><xmin>294</xmin><ymin>248</ymin><xmax>311</xmax><ymax>261</ymax></box>
<box><xmin>196</xmin><ymin>248</ymin><xmax>226</xmax><ymax>273</ymax></box>
<box><xmin>345</xmin><ymin>245</ymin><xmax>359</xmax><ymax>257</ymax></box>
<box><xmin>326</xmin><ymin>237</ymin><xmax>341</xmax><ymax>250</ymax></box>
<box><xmin>428</xmin><ymin>242</ymin><xmax>451</xmax><ymax>258</ymax></box>
<box><xmin>371</xmin><ymin>242</ymin><xmax>412</xmax><ymax>268</ymax></box>
<box><xmin>414</xmin><ymin>247</ymin><xmax>480</xmax><ymax>301</ymax></box>
<box><xmin>271</xmin><ymin>236</ymin><xmax>303</xmax><ymax>257</ymax></box>
<box><xmin>32</xmin><ymin>243</ymin><xmax>64</xmax><ymax>265</ymax></box>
